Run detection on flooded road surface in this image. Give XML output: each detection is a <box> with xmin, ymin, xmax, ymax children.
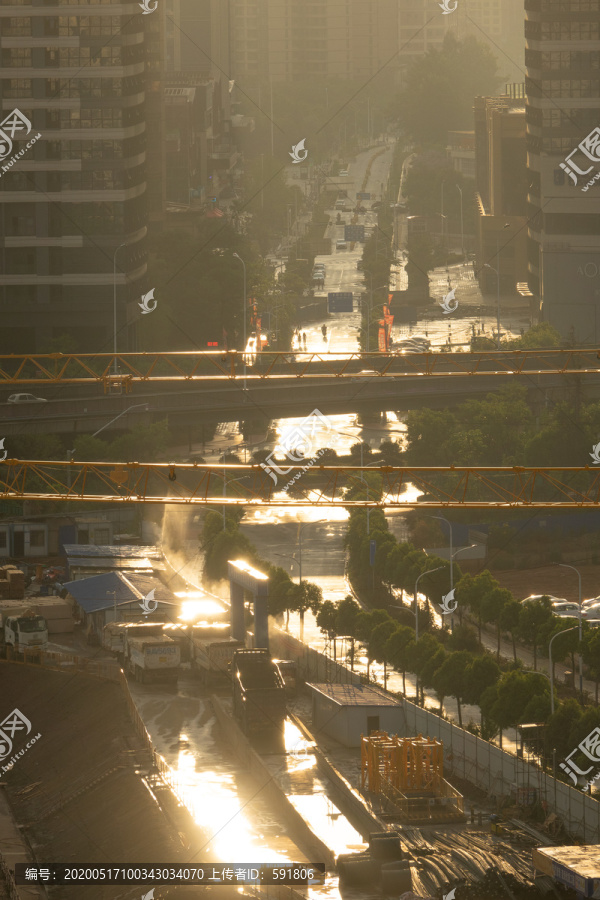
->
<box><xmin>129</xmin><ymin>676</ymin><xmax>305</xmax><ymax>865</ymax></box>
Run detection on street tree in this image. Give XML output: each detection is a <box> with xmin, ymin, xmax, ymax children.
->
<box><xmin>499</xmin><ymin>599</ymin><xmax>522</xmax><ymax>663</ymax></box>
<box><xmin>433</xmin><ymin>650</ymin><xmax>472</xmax><ymax>727</ymax></box>
<box><xmin>481</xmin><ymin>587</ymin><xmax>512</xmax><ymax>658</ymax></box>
<box><xmin>518</xmin><ymin>598</ymin><xmax>553</xmax><ymax>670</ymax></box>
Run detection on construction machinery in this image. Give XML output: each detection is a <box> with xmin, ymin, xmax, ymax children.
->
<box><xmin>232</xmin><ymin>649</ymin><xmax>286</xmax><ymax>735</ymax></box>
<box><xmin>191</xmin><ymin>623</ymin><xmax>245</xmax><ymax>686</ymax></box>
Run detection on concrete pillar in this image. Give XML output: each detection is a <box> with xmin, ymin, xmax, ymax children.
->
<box><xmin>230</xmin><ymin>580</ymin><xmax>245</xmax><ymax>642</ymax></box>
<box><xmin>254</xmin><ymin>592</ymin><xmax>269</xmax><ymax>651</ymax></box>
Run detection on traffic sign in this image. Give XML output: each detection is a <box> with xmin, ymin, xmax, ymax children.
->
<box><xmin>327</xmin><ymin>292</ymin><xmax>354</xmax><ymax>313</ymax></box>
<box><xmin>345</xmin><ymin>225</ymin><xmax>365</xmax><ymax>243</ymax></box>
<box><xmin>357</xmin><ymin>192</ymin><xmax>371</xmax><ymax>200</ymax></box>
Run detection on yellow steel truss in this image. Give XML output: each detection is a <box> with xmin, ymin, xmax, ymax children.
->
<box><xmin>1</xmin><ymin>461</ymin><xmax>600</xmax><ymax>507</ymax></box>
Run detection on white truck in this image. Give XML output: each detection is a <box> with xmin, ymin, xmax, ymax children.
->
<box><xmin>191</xmin><ymin>624</ymin><xmax>245</xmax><ymax>686</ymax></box>
<box><xmin>2</xmin><ymin>609</ymin><xmax>48</xmax><ymax>651</ymax></box>
<box><xmin>124</xmin><ymin>634</ymin><xmax>181</xmax><ymax>684</ymax></box>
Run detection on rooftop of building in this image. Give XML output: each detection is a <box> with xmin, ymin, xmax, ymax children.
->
<box><xmin>307</xmin><ymin>683</ymin><xmax>401</xmax><ymax>707</ymax></box>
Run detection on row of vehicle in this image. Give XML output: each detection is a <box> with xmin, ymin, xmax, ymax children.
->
<box><xmin>520</xmin><ymin>594</ymin><xmax>600</xmax><ymax>622</ymax></box>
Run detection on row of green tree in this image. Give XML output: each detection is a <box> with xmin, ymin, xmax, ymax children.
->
<box><xmin>316</xmin><ymin>594</ymin><xmax>600</xmax><ymax>780</ymax></box>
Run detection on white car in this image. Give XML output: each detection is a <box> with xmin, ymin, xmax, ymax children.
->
<box><xmin>520</xmin><ymin>594</ymin><xmax>565</xmax><ymax>604</ymax></box>
<box><xmin>552</xmin><ymin>601</ymin><xmax>581</xmax><ymax>617</ymax></box>
<box><xmin>7</xmin><ymin>393</ymin><xmax>47</xmax><ymax>403</ymax></box>
<box><xmin>582</xmin><ymin>596</ymin><xmax>600</xmax><ymax>607</ymax></box>
<box><xmin>336</xmin><ymin>240</ymin><xmax>348</xmax><ymax>250</ymax></box>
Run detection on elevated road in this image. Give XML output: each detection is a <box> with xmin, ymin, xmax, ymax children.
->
<box><xmin>0</xmin><ymin>370</ymin><xmax>579</xmax><ymax>436</ymax></box>
<box><xmin>1</xmin><ymin>460</ymin><xmax>600</xmax><ymax>508</ymax></box>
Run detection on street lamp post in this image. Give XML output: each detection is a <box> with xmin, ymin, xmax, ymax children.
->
<box><xmin>484</xmin><ymin>223</ymin><xmax>510</xmax><ymax>350</ymax></box>
<box><xmin>91</xmin><ymin>403</ymin><xmax>150</xmax><ymax>439</ymax></box>
<box><xmin>456</xmin><ymin>185</ymin><xmax>464</xmax><ymax>261</ymax></box>
<box><xmin>220</xmin><ymin>473</ymin><xmax>246</xmax><ymax>529</ymax></box>
<box><xmin>232</xmin><ymin>252</ymin><xmax>247</xmax><ymax>391</ymax></box>
<box><xmin>558</xmin><ymin>563</ymin><xmax>584</xmax><ymax>697</ymax></box>
<box><xmin>549</xmin><ymin>625</ymin><xmax>579</xmax><ymax>714</ymax></box>
<box><xmin>113</xmin><ymin>242</ymin><xmax>128</xmax><ymax>375</ymax></box>
<box><xmin>414</xmin><ymin>564</ymin><xmax>446</xmax><ymax>702</ymax></box>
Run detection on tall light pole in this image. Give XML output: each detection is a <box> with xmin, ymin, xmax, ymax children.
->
<box><xmin>456</xmin><ymin>184</ymin><xmax>464</xmax><ymax>261</ymax></box>
<box><xmin>549</xmin><ymin>625</ymin><xmax>578</xmax><ymax>714</ymax></box>
<box><xmin>558</xmin><ymin>563</ymin><xmax>583</xmax><ymax>697</ymax></box>
<box><xmin>232</xmin><ymin>252</ymin><xmax>247</xmax><ymax>391</ymax></box>
<box><xmin>91</xmin><ymin>403</ymin><xmax>150</xmax><ymax>438</ymax></box>
<box><xmin>113</xmin><ymin>242</ymin><xmax>128</xmax><ymax>375</ymax></box>
<box><xmin>296</xmin><ymin>520</ymin><xmax>327</xmax><ymax>640</ymax></box>
<box><xmin>441</xmin><ymin>181</ymin><xmax>445</xmax><ymax>248</ymax></box>
<box><xmin>414</xmin><ymin>564</ymin><xmax>446</xmax><ymax>702</ymax></box>
<box><xmin>484</xmin><ymin>223</ymin><xmax>510</xmax><ymax>350</ymax></box>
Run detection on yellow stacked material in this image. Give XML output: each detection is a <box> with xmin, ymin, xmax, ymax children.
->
<box><xmin>361</xmin><ymin>732</ymin><xmax>444</xmax><ymax>793</ymax></box>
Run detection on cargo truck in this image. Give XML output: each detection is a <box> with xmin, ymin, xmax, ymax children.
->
<box><xmin>232</xmin><ymin>649</ymin><xmax>286</xmax><ymax>735</ymax></box>
<box><xmin>191</xmin><ymin>624</ymin><xmax>245</xmax><ymax>685</ymax></box>
<box><xmin>1</xmin><ymin>608</ymin><xmax>48</xmax><ymax>651</ymax></box>
<box><xmin>124</xmin><ymin>634</ymin><xmax>181</xmax><ymax>684</ymax></box>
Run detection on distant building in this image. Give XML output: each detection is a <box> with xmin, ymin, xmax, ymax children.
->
<box><xmin>231</xmin><ymin>0</ymin><xmax>398</xmax><ymax>82</ymax></box>
<box><xmin>473</xmin><ymin>92</ymin><xmax>529</xmax><ymax>296</ymax></box>
<box><xmin>526</xmin><ymin>0</ymin><xmax>600</xmax><ymax>341</ymax></box>
<box><xmin>0</xmin><ymin>1</ymin><xmax>150</xmax><ymax>353</ymax></box>
<box><xmin>398</xmin><ymin>0</ymin><xmax>524</xmax><ymax>84</ymax></box>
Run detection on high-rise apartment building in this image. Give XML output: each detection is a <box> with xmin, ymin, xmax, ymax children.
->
<box><xmin>399</xmin><ymin>0</ymin><xmax>524</xmax><ymax>84</ymax></box>
<box><xmin>230</xmin><ymin>0</ymin><xmax>398</xmax><ymax>83</ymax></box>
<box><xmin>525</xmin><ymin>0</ymin><xmax>600</xmax><ymax>341</ymax></box>
<box><xmin>0</xmin><ymin>0</ymin><xmax>149</xmax><ymax>353</ymax></box>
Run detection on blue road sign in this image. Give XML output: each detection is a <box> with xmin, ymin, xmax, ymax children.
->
<box><xmin>345</xmin><ymin>225</ymin><xmax>365</xmax><ymax>243</ymax></box>
<box><xmin>327</xmin><ymin>292</ymin><xmax>354</xmax><ymax>313</ymax></box>
<box><xmin>357</xmin><ymin>192</ymin><xmax>371</xmax><ymax>200</ymax></box>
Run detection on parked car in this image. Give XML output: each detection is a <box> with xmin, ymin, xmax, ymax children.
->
<box><xmin>552</xmin><ymin>601</ymin><xmax>581</xmax><ymax>617</ymax></box>
<box><xmin>336</xmin><ymin>240</ymin><xmax>348</xmax><ymax>250</ymax></box>
<box><xmin>7</xmin><ymin>393</ymin><xmax>47</xmax><ymax>403</ymax></box>
<box><xmin>582</xmin><ymin>596</ymin><xmax>600</xmax><ymax>607</ymax></box>
<box><xmin>520</xmin><ymin>594</ymin><xmax>564</xmax><ymax>604</ymax></box>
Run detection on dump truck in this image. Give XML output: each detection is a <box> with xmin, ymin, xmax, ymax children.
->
<box><xmin>103</xmin><ymin>621</ymin><xmax>165</xmax><ymax>658</ymax></box>
<box><xmin>232</xmin><ymin>649</ymin><xmax>286</xmax><ymax>735</ymax></box>
<box><xmin>1</xmin><ymin>608</ymin><xmax>48</xmax><ymax>651</ymax></box>
<box><xmin>191</xmin><ymin>623</ymin><xmax>245</xmax><ymax>685</ymax></box>
<box><xmin>124</xmin><ymin>634</ymin><xmax>181</xmax><ymax>684</ymax></box>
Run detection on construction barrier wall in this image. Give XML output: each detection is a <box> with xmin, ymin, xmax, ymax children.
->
<box><xmin>271</xmin><ymin>630</ymin><xmax>600</xmax><ymax>844</ymax></box>
<box><xmin>400</xmin><ymin>697</ymin><xmax>600</xmax><ymax>844</ymax></box>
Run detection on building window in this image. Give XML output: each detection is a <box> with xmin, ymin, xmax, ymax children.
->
<box><xmin>29</xmin><ymin>530</ymin><xmax>45</xmax><ymax>547</ymax></box>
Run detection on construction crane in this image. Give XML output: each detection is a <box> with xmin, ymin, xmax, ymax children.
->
<box><xmin>0</xmin><ymin>348</ymin><xmax>599</xmax><ymax>391</ymax></box>
<box><xmin>1</xmin><ymin>461</ymin><xmax>600</xmax><ymax>507</ymax></box>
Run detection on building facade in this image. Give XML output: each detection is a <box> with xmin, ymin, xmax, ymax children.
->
<box><xmin>0</xmin><ymin>0</ymin><xmax>150</xmax><ymax>353</ymax></box>
<box><xmin>525</xmin><ymin>0</ymin><xmax>600</xmax><ymax>341</ymax></box>
<box><xmin>230</xmin><ymin>0</ymin><xmax>398</xmax><ymax>83</ymax></box>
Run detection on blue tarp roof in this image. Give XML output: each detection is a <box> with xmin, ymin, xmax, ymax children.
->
<box><xmin>64</xmin><ymin>571</ymin><xmax>176</xmax><ymax>613</ymax></box>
